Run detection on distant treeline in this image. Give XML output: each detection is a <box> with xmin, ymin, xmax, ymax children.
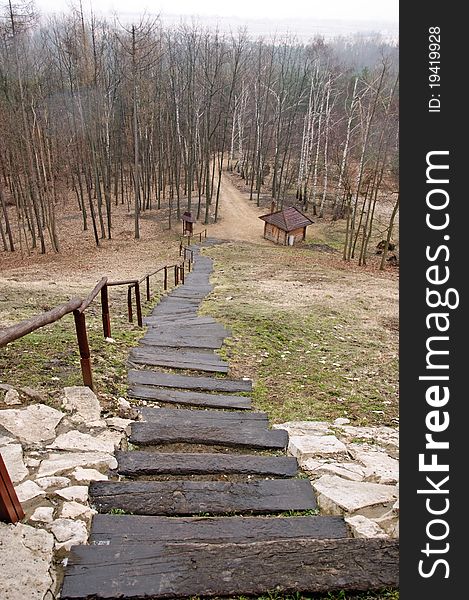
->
<box><xmin>0</xmin><ymin>2</ymin><xmax>398</xmax><ymax>262</ymax></box>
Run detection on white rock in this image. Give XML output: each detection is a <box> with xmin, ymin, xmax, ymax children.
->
<box><xmin>0</xmin><ymin>443</ymin><xmax>29</xmax><ymax>483</ymax></box>
<box><xmin>373</xmin><ymin>509</ymin><xmax>400</xmax><ymax>537</ymax></box>
<box><xmin>302</xmin><ymin>459</ymin><xmax>365</xmax><ymax>482</ymax></box>
<box><xmin>25</xmin><ymin>457</ymin><xmax>41</xmax><ymax>468</ymax></box>
<box><xmin>4</xmin><ymin>388</ymin><xmax>22</xmax><ymax>405</ymax></box>
<box><xmin>312</xmin><ymin>475</ymin><xmax>397</xmax><ymax>518</ymax></box>
<box><xmin>62</xmin><ymin>386</ymin><xmax>101</xmax><ymax>423</ymax></box>
<box><xmin>49</xmin><ymin>518</ymin><xmax>89</xmax><ymax>551</ymax></box>
<box><xmin>0</xmin><ymin>522</ymin><xmax>54</xmax><ymax>600</ymax></box>
<box><xmin>273</xmin><ymin>421</ymin><xmax>332</xmax><ymax>436</ymax></box>
<box><xmin>334</xmin><ymin>425</ymin><xmax>399</xmax><ymax>458</ymax></box>
<box><xmin>345</xmin><ymin>515</ymin><xmax>389</xmax><ymax>538</ymax></box>
<box><xmin>0</xmin><ymin>431</ymin><xmax>15</xmax><ymax>446</ymax></box>
<box><xmin>106</xmin><ymin>417</ymin><xmax>133</xmax><ymax>431</ymax></box>
<box><xmin>49</xmin><ymin>430</ymin><xmax>121</xmax><ymax>454</ymax></box>
<box><xmin>333</xmin><ymin>417</ymin><xmax>351</xmax><ymax>426</ymax></box>
<box><xmin>14</xmin><ymin>480</ymin><xmax>46</xmax><ymax>503</ymax></box>
<box><xmin>0</xmin><ymin>404</ymin><xmax>64</xmax><ymax>444</ymax></box>
<box><xmin>60</xmin><ymin>501</ymin><xmax>96</xmax><ymax>520</ymax></box>
<box><xmin>351</xmin><ymin>449</ymin><xmax>399</xmax><ymax>485</ymax></box>
<box><xmin>29</xmin><ymin>506</ymin><xmax>55</xmax><ymax>524</ymax></box>
<box><xmin>35</xmin><ymin>476</ymin><xmax>71</xmax><ymax>490</ymax></box>
<box><xmin>55</xmin><ymin>485</ymin><xmax>89</xmax><ymax>502</ymax></box>
<box><xmin>288</xmin><ymin>434</ymin><xmax>349</xmax><ymax>463</ymax></box>
<box><xmin>37</xmin><ymin>452</ymin><xmax>117</xmax><ymax>477</ymax></box>
<box><xmin>72</xmin><ymin>467</ymin><xmax>108</xmax><ymax>482</ymax></box>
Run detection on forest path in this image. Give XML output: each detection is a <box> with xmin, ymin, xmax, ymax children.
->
<box><xmin>207</xmin><ymin>175</ymin><xmax>268</xmax><ymax>244</ymax></box>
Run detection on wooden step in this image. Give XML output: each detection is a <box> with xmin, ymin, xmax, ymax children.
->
<box><xmin>144</xmin><ymin>316</ymin><xmax>217</xmax><ymax>326</ymax></box>
<box><xmin>61</xmin><ymin>538</ymin><xmax>398</xmax><ymax>599</ymax></box>
<box><xmin>89</xmin><ymin>514</ymin><xmax>349</xmax><ymax>545</ymax></box>
<box><xmin>128</xmin><ymin>348</ymin><xmax>229</xmax><ymax>373</ymax></box>
<box><xmin>89</xmin><ymin>479</ymin><xmax>316</xmax><ymax>515</ymax></box>
<box><xmin>128</xmin><ymin>370</ymin><xmax>252</xmax><ymax>393</ymax></box>
<box><xmin>129</xmin><ymin>421</ymin><xmax>288</xmax><ymax>449</ymax></box>
<box><xmin>139</xmin><ymin>336</ymin><xmax>224</xmax><ymax>350</ymax></box>
<box><xmin>116</xmin><ymin>451</ymin><xmax>297</xmax><ymax>477</ymax></box>
<box><xmin>128</xmin><ymin>385</ymin><xmax>252</xmax><ymax>409</ymax></box>
<box><xmin>138</xmin><ymin>407</ymin><xmax>267</xmax><ymax>423</ymax></box>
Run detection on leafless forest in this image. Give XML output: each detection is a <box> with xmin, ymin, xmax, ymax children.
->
<box><xmin>0</xmin><ymin>2</ymin><xmax>398</xmax><ymax>265</ymax></box>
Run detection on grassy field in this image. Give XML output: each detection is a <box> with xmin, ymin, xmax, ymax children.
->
<box><xmin>201</xmin><ymin>241</ymin><xmax>398</xmax><ymax>427</ymax></box>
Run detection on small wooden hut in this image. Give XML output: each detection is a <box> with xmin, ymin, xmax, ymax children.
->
<box><xmin>181</xmin><ymin>211</ymin><xmax>196</xmax><ymax>235</ymax></box>
<box><xmin>259</xmin><ymin>206</ymin><xmax>313</xmax><ymax>246</ymax></box>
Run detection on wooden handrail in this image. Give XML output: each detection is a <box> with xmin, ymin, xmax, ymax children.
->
<box><xmin>78</xmin><ymin>277</ymin><xmax>108</xmax><ymax>313</ymax></box>
<box><xmin>0</xmin><ymin>297</ymin><xmax>82</xmax><ymax>348</ymax></box>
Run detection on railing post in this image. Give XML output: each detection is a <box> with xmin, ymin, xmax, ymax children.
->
<box><xmin>0</xmin><ymin>454</ymin><xmax>24</xmax><ymax>523</ymax></box>
<box><xmin>164</xmin><ymin>266</ymin><xmax>168</xmax><ymax>291</ymax></box>
<box><xmin>180</xmin><ymin>262</ymin><xmax>185</xmax><ymax>284</ymax></box>
<box><xmin>73</xmin><ymin>310</ymin><xmax>93</xmax><ymax>390</ymax></box>
<box><xmin>187</xmin><ymin>258</ymin><xmax>191</xmax><ymax>273</ymax></box>
<box><xmin>204</xmin><ymin>229</ymin><xmax>207</xmax><ymax>238</ymax></box>
<box><xmin>179</xmin><ymin>242</ymin><xmax>182</xmax><ymax>256</ymax></box>
<box><xmin>127</xmin><ymin>286</ymin><xmax>133</xmax><ymax>323</ymax></box>
<box><xmin>199</xmin><ymin>232</ymin><xmax>202</xmax><ymax>242</ymax></box>
<box><xmin>146</xmin><ymin>275</ymin><xmax>150</xmax><ymax>301</ymax></box>
<box><xmin>174</xmin><ymin>265</ymin><xmax>179</xmax><ymax>286</ymax></box>
<box><xmin>100</xmin><ymin>285</ymin><xmax>111</xmax><ymax>338</ymax></box>
<box><xmin>134</xmin><ymin>281</ymin><xmax>143</xmax><ymax>327</ymax></box>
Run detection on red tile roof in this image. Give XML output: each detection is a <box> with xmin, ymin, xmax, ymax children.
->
<box><xmin>259</xmin><ymin>206</ymin><xmax>313</xmax><ymax>232</ymax></box>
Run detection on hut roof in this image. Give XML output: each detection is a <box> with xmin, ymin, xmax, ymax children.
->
<box><xmin>259</xmin><ymin>206</ymin><xmax>313</xmax><ymax>232</ymax></box>
<box><xmin>181</xmin><ymin>212</ymin><xmax>196</xmax><ymax>223</ymax></box>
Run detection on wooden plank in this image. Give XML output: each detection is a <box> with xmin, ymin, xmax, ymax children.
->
<box><xmin>129</xmin><ymin>421</ymin><xmax>288</xmax><ymax>449</ymax></box>
<box><xmin>138</xmin><ymin>407</ymin><xmax>267</xmax><ymax>423</ymax></box>
<box><xmin>89</xmin><ymin>514</ymin><xmax>348</xmax><ymax>545</ymax></box>
<box><xmin>116</xmin><ymin>451</ymin><xmax>297</xmax><ymax>477</ymax></box>
<box><xmin>128</xmin><ymin>385</ymin><xmax>252</xmax><ymax>409</ymax></box>
<box><xmin>61</xmin><ymin>538</ymin><xmax>398</xmax><ymax>599</ymax></box>
<box><xmin>144</xmin><ymin>316</ymin><xmax>217</xmax><ymax>325</ymax></box>
<box><xmin>129</xmin><ymin>348</ymin><xmax>229</xmax><ymax>374</ymax></box>
<box><xmin>128</xmin><ymin>370</ymin><xmax>252</xmax><ymax>392</ymax></box>
<box><xmin>89</xmin><ymin>479</ymin><xmax>316</xmax><ymax>515</ymax></box>
<box><xmin>139</xmin><ymin>337</ymin><xmax>224</xmax><ymax>350</ymax></box>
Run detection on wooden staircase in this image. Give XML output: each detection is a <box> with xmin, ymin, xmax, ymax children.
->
<box><xmin>60</xmin><ymin>243</ymin><xmax>398</xmax><ymax>599</ymax></box>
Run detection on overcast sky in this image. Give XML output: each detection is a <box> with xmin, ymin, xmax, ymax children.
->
<box><xmin>35</xmin><ymin>0</ymin><xmax>399</xmax><ymax>23</ymax></box>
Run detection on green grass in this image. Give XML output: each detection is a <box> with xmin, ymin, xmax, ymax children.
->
<box><xmin>200</xmin><ymin>243</ymin><xmax>398</xmax><ymax>427</ymax></box>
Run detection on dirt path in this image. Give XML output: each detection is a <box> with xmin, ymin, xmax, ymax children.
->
<box><xmin>207</xmin><ymin>176</ymin><xmax>268</xmax><ymax>244</ymax></box>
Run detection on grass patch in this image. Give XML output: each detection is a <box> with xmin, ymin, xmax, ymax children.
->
<box><xmin>201</xmin><ymin>243</ymin><xmax>398</xmax><ymax>427</ymax></box>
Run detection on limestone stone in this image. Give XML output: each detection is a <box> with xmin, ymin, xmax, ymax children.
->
<box><xmin>49</xmin><ymin>518</ymin><xmax>88</xmax><ymax>551</ymax></box>
<box><xmin>106</xmin><ymin>416</ymin><xmax>133</xmax><ymax>431</ymax></box>
<box><xmin>62</xmin><ymin>386</ymin><xmax>101</xmax><ymax>423</ymax></box>
<box><xmin>20</xmin><ymin>387</ymin><xmax>47</xmax><ymax>403</ymax></box>
<box><xmin>273</xmin><ymin>421</ymin><xmax>332</xmax><ymax>436</ymax></box>
<box><xmin>0</xmin><ymin>404</ymin><xmax>64</xmax><ymax>444</ymax></box>
<box><xmin>312</xmin><ymin>475</ymin><xmax>397</xmax><ymax>518</ymax></box>
<box><xmin>35</xmin><ymin>476</ymin><xmax>71</xmax><ymax>490</ymax></box>
<box><xmin>72</xmin><ymin>467</ymin><xmax>108</xmax><ymax>482</ymax></box>
<box><xmin>373</xmin><ymin>509</ymin><xmax>399</xmax><ymax>537</ymax></box>
<box><xmin>55</xmin><ymin>485</ymin><xmax>89</xmax><ymax>502</ymax></box>
<box><xmin>0</xmin><ymin>443</ymin><xmax>29</xmax><ymax>483</ymax></box>
<box><xmin>333</xmin><ymin>417</ymin><xmax>351</xmax><ymax>426</ymax></box>
<box><xmin>0</xmin><ymin>522</ymin><xmax>54</xmax><ymax>600</ymax></box>
<box><xmin>0</xmin><ymin>430</ymin><xmax>15</xmax><ymax>446</ymax></box>
<box><xmin>37</xmin><ymin>452</ymin><xmax>117</xmax><ymax>477</ymax></box>
<box><xmin>334</xmin><ymin>425</ymin><xmax>399</xmax><ymax>458</ymax></box>
<box><xmin>117</xmin><ymin>397</ymin><xmax>139</xmax><ymax>419</ymax></box>
<box><xmin>60</xmin><ymin>501</ymin><xmax>96</xmax><ymax>520</ymax></box>
<box><xmin>288</xmin><ymin>434</ymin><xmax>349</xmax><ymax>463</ymax></box>
<box><xmin>14</xmin><ymin>480</ymin><xmax>46</xmax><ymax>503</ymax></box>
<box><xmin>302</xmin><ymin>458</ymin><xmax>365</xmax><ymax>482</ymax></box>
<box><xmin>29</xmin><ymin>506</ymin><xmax>55</xmax><ymax>524</ymax></box>
<box><xmin>4</xmin><ymin>388</ymin><xmax>22</xmax><ymax>405</ymax></box>
<box><xmin>345</xmin><ymin>515</ymin><xmax>389</xmax><ymax>538</ymax></box>
<box><xmin>351</xmin><ymin>448</ymin><xmax>399</xmax><ymax>485</ymax></box>
<box><xmin>48</xmin><ymin>430</ymin><xmax>121</xmax><ymax>454</ymax></box>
